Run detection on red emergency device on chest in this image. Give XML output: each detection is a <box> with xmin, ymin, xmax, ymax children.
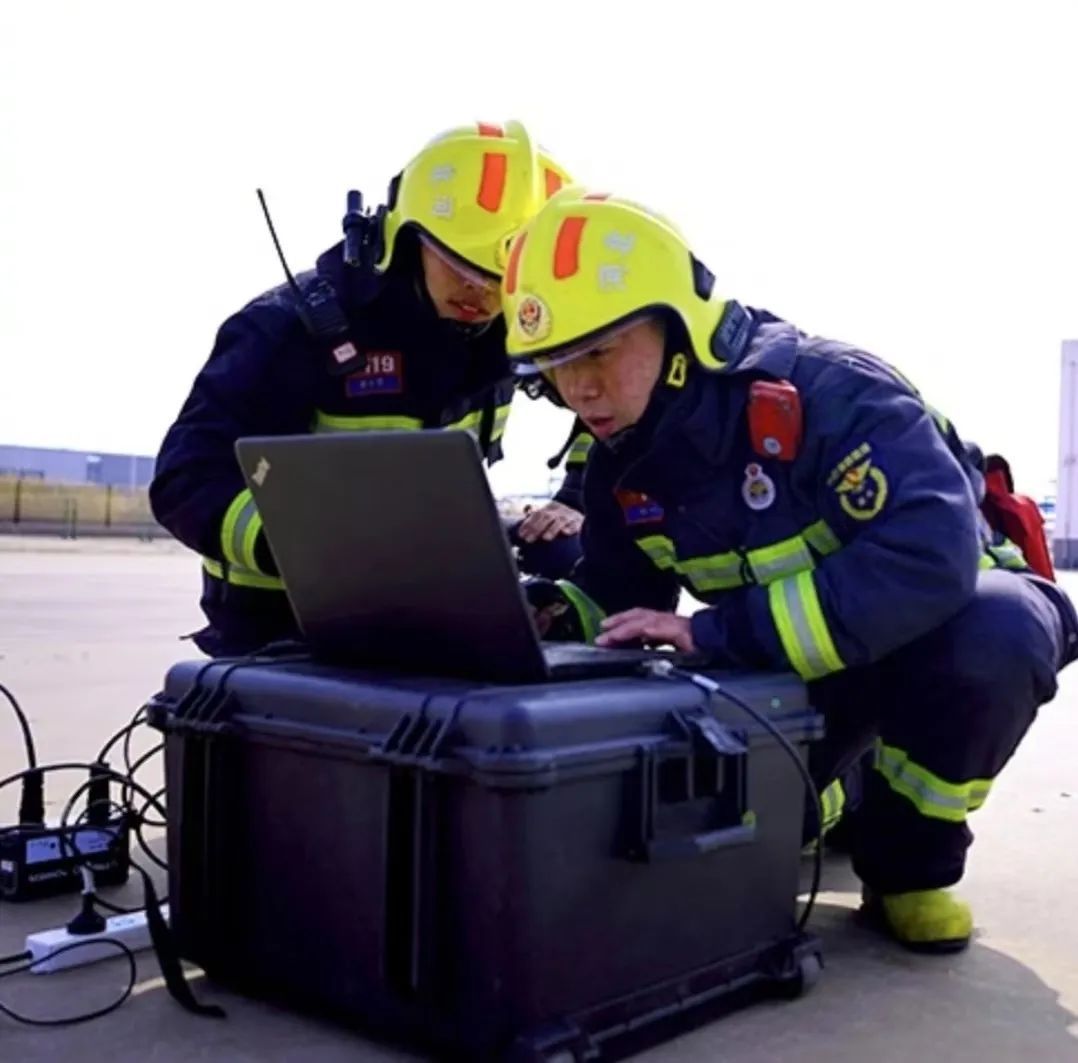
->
<box><xmin>748</xmin><ymin>379</ymin><xmax>803</xmax><ymax>461</ymax></box>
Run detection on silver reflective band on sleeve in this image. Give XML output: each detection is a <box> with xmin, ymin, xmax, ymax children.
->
<box><xmin>768</xmin><ymin>571</ymin><xmax>844</xmax><ymax>679</ymax></box>
<box><xmin>221</xmin><ymin>489</ymin><xmax>263</xmax><ymax>572</ymax></box>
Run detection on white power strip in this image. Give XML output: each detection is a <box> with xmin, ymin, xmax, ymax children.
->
<box><xmin>24</xmin><ymin>905</ymin><xmax>168</xmax><ymax>974</ymax></box>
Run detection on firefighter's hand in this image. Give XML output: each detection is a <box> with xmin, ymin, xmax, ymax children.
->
<box><xmin>595</xmin><ymin>609</ymin><xmax>697</xmax><ymax>652</ymax></box>
<box><xmin>517</xmin><ymin>501</ymin><xmax>584</xmax><ymax>543</ymax></box>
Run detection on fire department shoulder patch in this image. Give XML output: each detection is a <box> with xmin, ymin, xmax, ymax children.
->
<box><xmin>832</xmin><ymin>448</ymin><xmax>888</xmax><ymax>521</ymax></box>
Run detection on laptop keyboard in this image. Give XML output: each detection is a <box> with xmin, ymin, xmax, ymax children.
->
<box><xmin>541</xmin><ymin>642</ymin><xmax>674</xmax><ymax>666</ymax></box>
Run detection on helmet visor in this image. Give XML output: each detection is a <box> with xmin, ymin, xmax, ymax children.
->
<box><xmin>417</xmin><ymin>231</ymin><xmax>500</xmax><ymax>287</ymax></box>
<box><xmin>509</xmin><ymin>313</ymin><xmax>652</xmax><ymax>376</ymax></box>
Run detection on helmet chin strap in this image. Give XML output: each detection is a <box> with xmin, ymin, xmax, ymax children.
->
<box><xmin>442</xmin><ymin>315</ymin><xmax>497</xmax><ymax>340</ymax></box>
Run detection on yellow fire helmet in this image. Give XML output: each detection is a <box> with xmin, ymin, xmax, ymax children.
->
<box><xmin>503</xmin><ymin>187</ymin><xmax>738</xmax><ymax>374</ymax></box>
<box><xmin>376</xmin><ymin>120</ymin><xmax>573</xmax><ymax>280</ymax></box>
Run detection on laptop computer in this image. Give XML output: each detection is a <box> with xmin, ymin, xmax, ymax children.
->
<box><xmin>233</xmin><ymin>431</ymin><xmax>693</xmax><ymax>684</ymax></box>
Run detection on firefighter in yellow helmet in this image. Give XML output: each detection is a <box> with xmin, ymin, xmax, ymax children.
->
<box><xmin>505</xmin><ymin>187</ymin><xmax>1078</xmax><ymax>952</ymax></box>
<box><xmin>151</xmin><ymin>121</ymin><xmax>584</xmax><ymax>657</ymax></box>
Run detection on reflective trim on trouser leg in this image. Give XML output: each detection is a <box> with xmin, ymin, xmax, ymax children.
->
<box><xmin>873</xmin><ymin>740</ymin><xmax>993</xmax><ymax>823</ymax></box>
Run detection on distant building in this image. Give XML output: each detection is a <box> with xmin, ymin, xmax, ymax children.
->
<box><xmin>0</xmin><ymin>444</ymin><xmax>155</xmax><ymax>488</ymax></box>
<box><xmin>1056</xmin><ymin>341</ymin><xmax>1077</xmax><ymax>569</ymax></box>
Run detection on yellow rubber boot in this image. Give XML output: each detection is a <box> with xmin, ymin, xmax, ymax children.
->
<box><xmin>863</xmin><ymin>889</ymin><xmax>973</xmax><ymax>953</ymax></box>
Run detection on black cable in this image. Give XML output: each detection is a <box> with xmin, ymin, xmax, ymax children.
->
<box><xmin>67</xmin><ymin>801</ymin><xmax>151</xmax><ymax>915</ymax></box>
<box><xmin>126</xmin><ymin>743</ymin><xmax>164</xmax><ymax>784</ymax></box>
<box><xmin>134</xmin><ymin>815</ymin><xmax>168</xmax><ymax>873</ymax></box>
<box><xmin>95</xmin><ymin>708</ymin><xmax>145</xmax><ymax>766</ymax></box>
<box><xmin>122</xmin><ymin>709</ymin><xmax>150</xmax><ymax>781</ymax></box>
<box><xmin>137</xmin><ymin>787</ymin><xmax>167</xmax><ymax>830</ymax></box>
<box><xmin>645</xmin><ymin>662</ymin><xmax>824</xmax><ymax>934</ymax></box>
<box><xmin>0</xmin><ymin>764</ymin><xmax>167</xmax><ymax>857</ymax></box>
<box><xmin>0</xmin><ymin>939</ymin><xmax>136</xmax><ymax>1026</ymax></box>
<box><xmin>0</xmin><ymin>651</ymin><xmax>300</xmax><ymax>1028</ymax></box>
<box><xmin>0</xmin><ymin>764</ymin><xmax>170</xmax><ymax>1027</ymax></box>
<box><xmin>0</xmin><ymin>682</ymin><xmax>36</xmax><ymax>769</ymax></box>
<box><xmin>69</xmin><ymin>743</ymin><xmax>168</xmax><ymax>873</ymax></box>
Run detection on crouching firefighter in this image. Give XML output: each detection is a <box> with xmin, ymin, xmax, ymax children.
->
<box><xmin>150</xmin><ymin>120</ymin><xmax>585</xmax><ymax>657</ymax></box>
<box><xmin>504</xmin><ymin>187</ymin><xmax>1078</xmax><ymax>952</ymax></box>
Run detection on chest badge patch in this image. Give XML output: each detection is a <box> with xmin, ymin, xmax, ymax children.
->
<box><xmin>345</xmin><ymin>350</ymin><xmax>404</xmax><ymax>396</ymax></box>
<box><xmin>742</xmin><ymin>463</ymin><xmax>776</xmax><ymax>511</ymax></box>
<box><xmin>615</xmin><ymin>489</ymin><xmax>665</xmax><ymax>525</ymax></box>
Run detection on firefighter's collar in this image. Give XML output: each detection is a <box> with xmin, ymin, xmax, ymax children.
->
<box><xmin>721</xmin><ymin>311</ymin><xmax>799</xmax><ymax>380</ymax></box>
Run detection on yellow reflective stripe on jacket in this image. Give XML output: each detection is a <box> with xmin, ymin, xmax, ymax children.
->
<box><xmin>874</xmin><ymin>740</ymin><xmax>992</xmax><ymax>823</ymax></box>
<box><xmin>985</xmin><ymin>540</ymin><xmax>1027</xmax><ymax>571</ymax></box>
<box><xmin>203</xmin><ymin>557</ymin><xmax>284</xmax><ymax>591</ymax></box>
<box><xmin>220</xmin><ymin>488</ymin><xmax>265</xmax><ymax>573</ymax></box>
<box><xmin>802</xmin><ymin>519</ymin><xmax>842</xmax><ymax>557</ymax></box>
<box><xmin>555</xmin><ymin>579</ymin><xmax>606</xmax><ymax>644</ymax></box>
<box><xmin>819</xmin><ymin>779</ymin><xmax>846</xmax><ymax>833</ymax></box>
<box><xmin>635</xmin><ymin>535</ymin><xmax>679</xmax><ymax>570</ymax></box>
<box><xmin>635</xmin><ymin>535</ymin><xmax>743</xmax><ymax>592</ymax></box>
<box><xmin>313</xmin><ymin>404</ymin><xmax>510</xmax><ymax>442</ymax></box>
<box><xmin>493</xmin><ymin>402</ymin><xmax>512</xmax><ymax>441</ymax></box>
<box><xmin>566</xmin><ymin>433</ymin><xmax>594</xmax><ymax>467</ymax></box>
<box><xmin>313</xmin><ymin>411</ymin><xmax>423</xmax><ymax>433</ymax></box>
<box><xmin>635</xmin><ymin>521</ymin><xmax>841</xmax><ymax>595</ymax></box>
<box><xmin>746</xmin><ymin>536</ymin><xmax>815</xmax><ymax>586</ymax></box>
<box><xmin>447</xmin><ymin>402</ymin><xmax>512</xmax><ymax>441</ymax></box>
<box><xmin>768</xmin><ymin>570</ymin><xmax>844</xmax><ymax>679</ymax></box>
<box><xmin>681</xmin><ymin>553</ymin><xmax>745</xmax><ymax>592</ymax></box>
<box><xmin>927</xmin><ymin>404</ymin><xmax>951</xmax><ymax>436</ymax></box>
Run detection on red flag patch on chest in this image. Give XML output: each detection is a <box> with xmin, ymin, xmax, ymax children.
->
<box><xmin>615</xmin><ymin>489</ymin><xmax>665</xmax><ymax>525</ymax></box>
<box><xmin>345</xmin><ymin>350</ymin><xmax>404</xmax><ymax>396</ymax></box>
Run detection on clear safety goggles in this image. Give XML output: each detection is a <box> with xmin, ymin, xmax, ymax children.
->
<box><xmin>510</xmin><ymin>316</ymin><xmax>644</xmax><ymax>377</ymax></box>
<box><xmin>417</xmin><ymin>233</ymin><xmax>498</xmax><ymax>290</ymax></box>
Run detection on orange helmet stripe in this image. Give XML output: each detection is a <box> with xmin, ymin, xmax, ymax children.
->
<box><xmin>477</xmin><ymin>122</ymin><xmax>504</xmax><ymax>137</ymax></box>
<box><xmin>477</xmin><ymin>152</ymin><xmax>508</xmax><ymax>213</ymax></box>
<box><xmin>553</xmin><ymin>217</ymin><xmax>588</xmax><ymax>279</ymax></box>
<box><xmin>545</xmin><ymin>168</ymin><xmax>564</xmax><ymax>198</ymax></box>
<box><xmin>505</xmin><ymin>232</ymin><xmax>527</xmax><ymax>295</ymax></box>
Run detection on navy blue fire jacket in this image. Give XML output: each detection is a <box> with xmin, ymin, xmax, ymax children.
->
<box><xmin>150</xmin><ymin>240</ymin><xmax>582</xmax><ymax>651</ymax></box>
<box><xmin>557</xmin><ymin>310</ymin><xmax>1013</xmax><ymax>680</ymax></box>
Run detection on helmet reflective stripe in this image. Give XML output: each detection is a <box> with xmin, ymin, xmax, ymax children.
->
<box><xmin>376</xmin><ymin>120</ymin><xmax>572</xmax><ymax>279</ymax></box>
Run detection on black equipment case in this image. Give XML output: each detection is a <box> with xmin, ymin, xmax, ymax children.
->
<box><xmin>146</xmin><ymin>658</ymin><xmax>825</xmax><ymax>1061</ymax></box>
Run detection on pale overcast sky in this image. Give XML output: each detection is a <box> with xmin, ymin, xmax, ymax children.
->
<box><xmin>3</xmin><ymin>1</ymin><xmax>1076</xmax><ymax>498</ymax></box>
